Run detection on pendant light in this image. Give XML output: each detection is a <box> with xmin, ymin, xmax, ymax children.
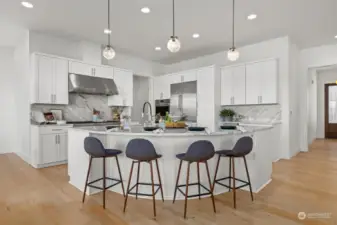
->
<box><xmin>167</xmin><ymin>0</ymin><xmax>181</xmax><ymax>53</ymax></box>
<box><xmin>103</xmin><ymin>0</ymin><xmax>116</xmax><ymax>60</ymax></box>
<box><xmin>227</xmin><ymin>0</ymin><xmax>239</xmax><ymax>61</ymax></box>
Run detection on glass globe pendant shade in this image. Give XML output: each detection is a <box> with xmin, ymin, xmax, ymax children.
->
<box><xmin>227</xmin><ymin>47</ymin><xmax>239</xmax><ymax>61</ymax></box>
<box><xmin>103</xmin><ymin>45</ymin><xmax>116</xmax><ymax>60</ymax></box>
<box><xmin>167</xmin><ymin>36</ymin><xmax>181</xmax><ymax>53</ymax></box>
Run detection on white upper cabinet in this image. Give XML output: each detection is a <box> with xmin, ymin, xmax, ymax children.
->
<box><xmin>69</xmin><ymin>61</ymin><xmax>114</xmax><ymax>79</ymax></box>
<box><xmin>181</xmin><ymin>70</ymin><xmax>197</xmax><ymax>83</ymax></box>
<box><xmin>220</xmin><ymin>65</ymin><xmax>246</xmax><ymax>105</ymax></box>
<box><xmin>94</xmin><ymin>66</ymin><xmax>114</xmax><ymax>79</ymax></box>
<box><xmin>31</xmin><ymin>54</ymin><xmax>69</xmax><ymax>104</ymax></box>
<box><xmin>153</xmin><ymin>76</ymin><xmax>171</xmax><ymax>100</ymax></box>
<box><xmin>69</xmin><ymin>61</ymin><xmax>93</xmax><ymax>76</ymax></box>
<box><xmin>108</xmin><ymin>68</ymin><xmax>133</xmax><ymax>106</ymax></box>
<box><xmin>246</xmin><ymin>59</ymin><xmax>278</xmax><ymax>104</ymax></box>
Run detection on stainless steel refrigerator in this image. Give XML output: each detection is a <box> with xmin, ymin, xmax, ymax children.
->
<box><xmin>170</xmin><ymin>81</ymin><xmax>197</xmax><ymax>122</ymax></box>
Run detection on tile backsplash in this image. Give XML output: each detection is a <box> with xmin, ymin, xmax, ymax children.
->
<box><xmin>221</xmin><ymin>104</ymin><xmax>281</xmax><ymax>123</ymax></box>
<box><xmin>31</xmin><ymin>94</ymin><xmax>125</xmax><ymax>121</ymax></box>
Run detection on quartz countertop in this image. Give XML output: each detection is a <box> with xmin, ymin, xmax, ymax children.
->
<box><xmin>70</xmin><ymin>124</ymin><xmax>273</xmax><ymax>137</ymax></box>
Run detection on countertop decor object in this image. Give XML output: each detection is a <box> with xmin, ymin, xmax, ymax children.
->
<box><xmin>220</xmin><ymin>108</ymin><xmax>236</xmax><ymax>121</ymax></box>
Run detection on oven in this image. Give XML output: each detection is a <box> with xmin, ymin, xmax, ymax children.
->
<box><xmin>155</xmin><ymin>99</ymin><xmax>170</xmax><ymax>118</ymax></box>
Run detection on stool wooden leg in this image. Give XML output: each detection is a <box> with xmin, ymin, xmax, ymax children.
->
<box><xmin>115</xmin><ymin>156</ymin><xmax>125</xmax><ymax>197</ymax></box>
<box><xmin>82</xmin><ymin>156</ymin><xmax>93</xmax><ymax>203</ymax></box>
<box><xmin>155</xmin><ymin>159</ymin><xmax>164</xmax><ymax>202</ymax></box>
<box><xmin>243</xmin><ymin>156</ymin><xmax>254</xmax><ymax>201</ymax></box>
<box><xmin>136</xmin><ymin>162</ymin><xmax>141</xmax><ymax>200</ymax></box>
<box><xmin>103</xmin><ymin>157</ymin><xmax>106</xmax><ymax>209</ymax></box>
<box><xmin>173</xmin><ymin>160</ymin><xmax>182</xmax><ymax>204</ymax></box>
<box><xmin>149</xmin><ymin>160</ymin><xmax>156</xmax><ymax>218</ymax></box>
<box><xmin>212</xmin><ymin>155</ymin><xmax>221</xmax><ymax>192</ymax></box>
<box><xmin>232</xmin><ymin>157</ymin><xmax>236</xmax><ymax>209</ymax></box>
<box><xmin>197</xmin><ymin>162</ymin><xmax>201</xmax><ymax>200</ymax></box>
<box><xmin>184</xmin><ymin>162</ymin><xmax>191</xmax><ymax>219</ymax></box>
<box><xmin>228</xmin><ymin>157</ymin><xmax>232</xmax><ymax>192</ymax></box>
<box><xmin>123</xmin><ymin>161</ymin><xmax>135</xmax><ymax>213</ymax></box>
<box><xmin>205</xmin><ymin>161</ymin><xmax>216</xmax><ymax>213</ymax></box>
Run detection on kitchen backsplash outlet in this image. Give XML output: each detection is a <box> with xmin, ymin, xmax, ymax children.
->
<box><xmin>31</xmin><ymin>94</ymin><xmax>122</xmax><ymax>121</ymax></box>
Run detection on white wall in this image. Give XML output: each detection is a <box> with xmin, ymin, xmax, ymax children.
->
<box><xmin>0</xmin><ymin>47</ymin><xmax>19</xmax><ymax>154</ymax></box>
<box><xmin>288</xmin><ymin>42</ymin><xmax>301</xmax><ymax>157</ymax></box>
<box><xmin>316</xmin><ymin>68</ymin><xmax>337</xmax><ymax>138</ymax></box>
<box><xmin>29</xmin><ymin>31</ymin><xmax>165</xmax><ymax>76</ymax></box>
<box><xmin>307</xmin><ymin>69</ymin><xmax>318</xmax><ymax>144</ymax></box>
<box><xmin>300</xmin><ymin>43</ymin><xmax>337</xmax><ymax>151</ymax></box>
<box><xmin>164</xmin><ymin>37</ymin><xmax>292</xmax><ymax>159</ymax></box>
<box><xmin>13</xmin><ymin>30</ymin><xmax>31</xmax><ymax>161</ymax></box>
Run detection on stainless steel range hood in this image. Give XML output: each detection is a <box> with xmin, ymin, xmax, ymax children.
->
<box><xmin>68</xmin><ymin>73</ymin><xmax>118</xmax><ymax>95</ymax></box>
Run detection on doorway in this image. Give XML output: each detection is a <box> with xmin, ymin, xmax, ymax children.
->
<box><xmin>324</xmin><ymin>83</ymin><xmax>337</xmax><ymax>138</ymax></box>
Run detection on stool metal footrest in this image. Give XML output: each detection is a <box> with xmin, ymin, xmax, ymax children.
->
<box><xmin>127</xmin><ymin>182</ymin><xmax>162</xmax><ymax>197</ymax></box>
<box><xmin>214</xmin><ymin>176</ymin><xmax>250</xmax><ymax>190</ymax></box>
<box><xmin>87</xmin><ymin>177</ymin><xmax>122</xmax><ymax>191</ymax></box>
<box><xmin>177</xmin><ymin>182</ymin><xmax>212</xmax><ymax>198</ymax></box>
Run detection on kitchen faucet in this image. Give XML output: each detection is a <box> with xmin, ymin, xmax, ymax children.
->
<box><xmin>142</xmin><ymin>101</ymin><xmax>153</xmax><ymax>123</ymax></box>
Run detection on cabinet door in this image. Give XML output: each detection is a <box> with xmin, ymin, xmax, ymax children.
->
<box><xmin>170</xmin><ymin>73</ymin><xmax>183</xmax><ymax>84</ymax></box>
<box><xmin>58</xmin><ymin>134</ymin><xmax>68</xmax><ymax>161</ymax></box>
<box><xmin>37</xmin><ymin>55</ymin><xmax>54</xmax><ymax>104</ymax></box>
<box><xmin>231</xmin><ymin>66</ymin><xmax>246</xmax><ymax>105</ymax></box>
<box><xmin>245</xmin><ymin>63</ymin><xmax>262</xmax><ymax>104</ymax></box>
<box><xmin>95</xmin><ymin>66</ymin><xmax>114</xmax><ymax>79</ymax></box>
<box><xmin>40</xmin><ymin>134</ymin><xmax>58</xmax><ymax>164</ymax></box>
<box><xmin>161</xmin><ymin>75</ymin><xmax>172</xmax><ymax>99</ymax></box>
<box><xmin>153</xmin><ymin>76</ymin><xmax>166</xmax><ymax>100</ymax></box>
<box><xmin>260</xmin><ymin>59</ymin><xmax>278</xmax><ymax>104</ymax></box>
<box><xmin>109</xmin><ymin>68</ymin><xmax>133</xmax><ymax>106</ymax></box>
<box><xmin>182</xmin><ymin>70</ymin><xmax>197</xmax><ymax>82</ymax></box>
<box><xmin>69</xmin><ymin>61</ymin><xmax>93</xmax><ymax>76</ymax></box>
<box><xmin>220</xmin><ymin>67</ymin><xmax>233</xmax><ymax>105</ymax></box>
<box><xmin>54</xmin><ymin>58</ymin><xmax>69</xmax><ymax>104</ymax></box>
<box><xmin>197</xmin><ymin>67</ymin><xmax>215</xmax><ymax>130</ymax></box>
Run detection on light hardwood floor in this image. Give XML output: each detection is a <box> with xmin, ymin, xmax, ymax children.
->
<box><xmin>1</xmin><ymin>139</ymin><xmax>337</xmax><ymax>224</ymax></box>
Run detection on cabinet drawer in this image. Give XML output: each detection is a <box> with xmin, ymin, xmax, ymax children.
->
<box><xmin>39</xmin><ymin>125</ymin><xmax>72</xmax><ymax>135</ymax></box>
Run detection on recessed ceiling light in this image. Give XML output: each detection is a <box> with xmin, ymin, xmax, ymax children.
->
<box><xmin>104</xmin><ymin>28</ymin><xmax>112</xmax><ymax>34</ymax></box>
<box><xmin>141</xmin><ymin>7</ymin><xmax>151</xmax><ymax>14</ymax></box>
<box><xmin>21</xmin><ymin>1</ymin><xmax>33</xmax><ymax>8</ymax></box>
<box><xmin>247</xmin><ymin>14</ymin><xmax>257</xmax><ymax>20</ymax></box>
<box><xmin>192</xmin><ymin>33</ymin><xmax>200</xmax><ymax>39</ymax></box>
<box><xmin>155</xmin><ymin>47</ymin><xmax>161</xmax><ymax>51</ymax></box>
<box><xmin>335</xmin><ymin>35</ymin><xmax>337</xmax><ymax>39</ymax></box>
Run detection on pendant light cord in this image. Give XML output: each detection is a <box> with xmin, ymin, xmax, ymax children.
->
<box><xmin>173</xmin><ymin>0</ymin><xmax>175</xmax><ymax>37</ymax></box>
<box><xmin>108</xmin><ymin>0</ymin><xmax>111</xmax><ymax>46</ymax></box>
<box><xmin>232</xmin><ymin>0</ymin><xmax>235</xmax><ymax>49</ymax></box>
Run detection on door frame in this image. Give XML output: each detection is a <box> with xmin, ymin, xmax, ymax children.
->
<box><xmin>324</xmin><ymin>83</ymin><xmax>337</xmax><ymax>138</ymax></box>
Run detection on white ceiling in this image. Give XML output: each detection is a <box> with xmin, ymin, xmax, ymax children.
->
<box><xmin>0</xmin><ymin>0</ymin><xmax>336</xmax><ymax>64</ymax></box>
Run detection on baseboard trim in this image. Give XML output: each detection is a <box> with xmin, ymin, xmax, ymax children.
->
<box><xmin>15</xmin><ymin>152</ymin><xmax>31</xmax><ymax>165</ymax></box>
<box><xmin>255</xmin><ymin>179</ymin><xmax>272</xmax><ymax>193</ymax></box>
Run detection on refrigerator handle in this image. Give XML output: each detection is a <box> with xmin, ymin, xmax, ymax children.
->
<box><xmin>178</xmin><ymin>94</ymin><xmax>183</xmax><ymax>113</ymax></box>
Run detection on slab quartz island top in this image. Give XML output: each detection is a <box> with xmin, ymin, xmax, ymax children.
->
<box><xmin>68</xmin><ymin>123</ymin><xmax>281</xmax><ymax>200</ymax></box>
<box><xmin>70</xmin><ymin>124</ymin><xmax>274</xmax><ymax>137</ymax></box>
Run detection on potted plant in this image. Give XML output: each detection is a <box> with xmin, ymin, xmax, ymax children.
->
<box><xmin>219</xmin><ymin>108</ymin><xmax>236</xmax><ymax>122</ymax></box>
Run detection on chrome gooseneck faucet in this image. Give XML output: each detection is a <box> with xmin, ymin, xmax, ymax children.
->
<box><xmin>142</xmin><ymin>101</ymin><xmax>153</xmax><ymax>122</ymax></box>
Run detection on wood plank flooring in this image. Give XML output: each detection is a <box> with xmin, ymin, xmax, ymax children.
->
<box><xmin>1</xmin><ymin>139</ymin><xmax>337</xmax><ymax>224</ymax></box>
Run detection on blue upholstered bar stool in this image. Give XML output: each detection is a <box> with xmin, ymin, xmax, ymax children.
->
<box><xmin>173</xmin><ymin>140</ymin><xmax>216</xmax><ymax>219</ymax></box>
<box><xmin>123</xmin><ymin>138</ymin><xmax>164</xmax><ymax>218</ymax></box>
<box><xmin>82</xmin><ymin>136</ymin><xmax>125</xmax><ymax>209</ymax></box>
<box><xmin>212</xmin><ymin>136</ymin><xmax>254</xmax><ymax>209</ymax></box>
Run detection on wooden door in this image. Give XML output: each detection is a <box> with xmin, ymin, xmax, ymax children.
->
<box><xmin>325</xmin><ymin>83</ymin><xmax>337</xmax><ymax>138</ymax></box>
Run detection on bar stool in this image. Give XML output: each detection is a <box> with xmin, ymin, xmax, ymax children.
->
<box><xmin>173</xmin><ymin>140</ymin><xmax>216</xmax><ymax>219</ymax></box>
<box><xmin>212</xmin><ymin>136</ymin><xmax>254</xmax><ymax>209</ymax></box>
<box><xmin>123</xmin><ymin>138</ymin><xmax>164</xmax><ymax>218</ymax></box>
<box><xmin>82</xmin><ymin>136</ymin><xmax>125</xmax><ymax>209</ymax></box>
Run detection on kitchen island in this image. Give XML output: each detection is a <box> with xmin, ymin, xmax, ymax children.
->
<box><xmin>68</xmin><ymin>124</ymin><xmax>280</xmax><ymax>200</ymax></box>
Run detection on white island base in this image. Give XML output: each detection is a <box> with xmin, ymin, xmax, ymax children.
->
<box><xmin>68</xmin><ymin>125</ymin><xmax>279</xmax><ymax>200</ymax></box>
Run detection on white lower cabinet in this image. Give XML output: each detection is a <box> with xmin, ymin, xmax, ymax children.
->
<box><xmin>31</xmin><ymin>125</ymin><xmax>71</xmax><ymax>168</ymax></box>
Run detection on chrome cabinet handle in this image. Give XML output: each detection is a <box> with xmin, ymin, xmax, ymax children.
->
<box><xmin>233</xmin><ymin>97</ymin><xmax>235</xmax><ymax>105</ymax></box>
<box><xmin>51</xmin><ymin>94</ymin><xmax>53</xmax><ymax>103</ymax></box>
<box><xmin>260</xmin><ymin>96</ymin><xmax>262</xmax><ymax>103</ymax></box>
<box><xmin>55</xmin><ymin>135</ymin><xmax>57</xmax><ymax>144</ymax></box>
<box><xmin>54</xmin><ymin>94</ymin><xmax>56</xmax><ymax>103</ymax></box>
